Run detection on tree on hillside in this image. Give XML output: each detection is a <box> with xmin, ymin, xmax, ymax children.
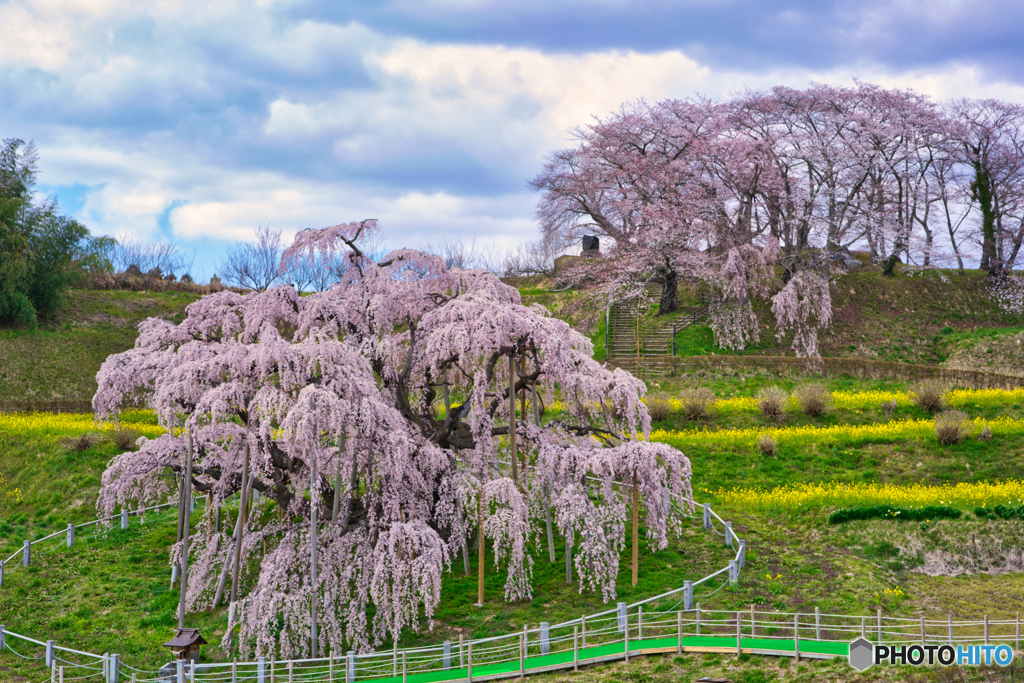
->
<box><xmin>93</xmin><ymin>219</ymin><xmax>693</xmax><ymax>658</ymax></box>
<box><xmin>533</xmin><ymin>84</ymin><xmax>1024</xmax><ymax>356</ymax></box>
<box><xmin>0</xmin><ymin>138</ymin><xmax>105</xmax><ymax>327</ymax></box>
<box><xmin>219</xmin><ymin>225</ymin><xmax>285</xmax><ymax>291</ymax></box>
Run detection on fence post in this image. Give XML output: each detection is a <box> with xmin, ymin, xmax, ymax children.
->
<box><xmin>677</xmin><ymin>612</ymin><xmax>683</xmax><ymax>654</ymax></box>
<box><xmin>581</xmin><ymin>615</ymin><xmax>587</xmax><ymax>648</ymax></box>
<box><xmin>624</xmin><ymin>606</ymin><xmax>630</xmax><ymax>662</ymax></box>
<box><xmin>696</xmin><ymin>603</ymin><xmax>701</xmax><ymax>637</ymax></box>
<box><xmin>794</xmin><ymin>615</ymin><xmax>800</xmax><ymax>662</ymax></box>
<box><xmin>257</xmin><ymin>657</ymin><xmax>266</xmax><ymax>683</ymax></box>
<box><xmin>541</xmin><ymin>622</ymin><xmax>550</xmax><ymax>655</ymax></box>
<box><xmin>289</xmin><ymin>660</ymin><xmax>294</xmax><ymax>683</ymax></box>
<box><xmin>0</xmin><ymin>624</ymin><xmax>5</xmax><ymax>649</ymax></box>
<box><xmin>861</xmin><ymin>617</ymin><xmax>866</xmax><ymax>639</ymax></box>
<box><xmin>171</xmin><ymin>565</ymin><xmax>179</xmax><ymax>586</ymax></box>
<box><xmin>103</xmin><ymin>653</ymin><xmax>109</xmax><ymax>681</ymax></box>
<box><xmin>948</xmin><ymin>614</ymin><xmax>953</xmax><ymax>645</ymax></box>
<box><xmin>877</xmin><ymin>608</ymin><xmax>883</xmax><ymax>644</ymax></box>
<box><xmin>520</xmin><ymin>633</ymin><xmax>525</xmax><ymax>675</ymax></box>
<box><xmin>110</xmin><ymin>654</ymin><xmax>120</xmax><ymax>683</ymax></box>
<box><xmin>573</xmin><ymin>625</ymin><xmax>578</xmax><ymax>672</ymax></box>
<box><xmin>617</xmin><ymin>602</ymin><xmax>627</xmax><ymax>632</ymax></box>
<box><xmin>725</xmin><ymin>522</ymin><xmax>733</xmax><ymax>548</ymax></box>
<box><xmin>638</xmin><ymin>607</ymin><xmax>643</xmax><ymax>641</ymax></box>
<box><xmin>443</xmin><ymin>640</ymin><xmax>451</xmax><ymax>670</ymax></box>
<box><xmin>0</xmin><ymin>561</ymin><xmax>4</xmax><ymax>588</ymax></box>
<box><xmin>815</xmin><ymin>607</ymin><xmax>820</xmax><ymax>641</ymax></box>
<box><xmin>347</xmin><ymin>651</ymin><xmax>354</xmax><ymax>682</ymax></box>
<box><xmin>1017</xmin><ymin>612</ymin><xmax>1020</xmax><ymax>652</ymax></box>
<box><xmin>60</xmin><ymin>666</ymin><xmax>65</xmax><ymax>683</ymax></box>
<box><xmin>121</xmin><ymin>508</ymin><xmax>128</xmax><ymax>530</ymax></box>
<box><xmin>402</xmin><ymin>652</ymin><xmax>407</xmax><ymax>683</ymax></box>
<box><xmin>233</xmin><ymin>659</ymin><xmax>238</xmax><ymax>683</ymax></box>
<box><xmin>176</xmin><ymin>660</ymin><xmax>184</xmax><ymax>683</ymax></box>
<box><xmin>467</xmin><ymin>641</ymin><xmax>473</xmax><ymax>683</ymax></box>
<box><xmin>751</xmin><ymin>605</ymin><xmax>756</xmax><ymax>639</ymax></box>
<box><xmin>703</xmin><ymin>504</ymin><xmax>710</xmax><ymax>530</ymax></box>
<box><xmin>736</xmin><ymin>611</ymin><xmax>741</xmax><ymax>656</ymax></box>
<box><xmin>67</xmin><ymin>523</ymin><xmax>75</xmax><ymax>547</ymax></box>
<box><xmin>985</xmin><ymin>615</ymin><xmax>989</xmax><ymax>645</ymax></box>
<box><xmin>392</xmin><ymin>641</ymin><xmax>397</xmax><ymax>676</ymax></box>
<box><xmin>729</xmin><ymin>560</ymin><xmax>737</xmax><ymax>587</ymax></box>
<box><xmin>22</xmin><ymin>540</ymin><xmax>30</xmax><ymax>567</ymax></box>
<box><xmin>46</xmin><ymin>640</ymin><xmax>55</xmax><ymax>668</ymax></box>
<box><xmin>921</xmin><ymin>616</ymin><xmax>926</xmax><ymax>646</ymax></box>
<box><xmin>684</xmin><ymin>581</ymin><xmax>693</xmax><ymax>611</ymax></box>
<box><xmin>739</xmin><ymin>540</ymin><xmax>746</xmax><ymax>569</ymax></box>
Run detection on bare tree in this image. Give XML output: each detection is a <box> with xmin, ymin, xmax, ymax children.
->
<box><xmin>110</xmin><ymin>238</ymin><xmax>191</xmax><ymax>289</ymax></box>
<box><xmin>420</xmin><ymin>235</ymin><xmax>502</xmax><ymax>272</ymax></box>
<box><xmin>219</xmin><ymin>226</ymin><xmax>284</xmax><ymax>291</ymax></box>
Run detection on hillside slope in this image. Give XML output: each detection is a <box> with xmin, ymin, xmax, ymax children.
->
<box><xmin>0</xmin><ymin>291</ymin><xmax>198</xmax><ymax>405</ymax></box>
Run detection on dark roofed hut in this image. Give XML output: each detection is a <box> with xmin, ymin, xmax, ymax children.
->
<box><xmin>163</xmin><ymin>628</ymin><xmax>207</xmax><ymax>662</ymax></box>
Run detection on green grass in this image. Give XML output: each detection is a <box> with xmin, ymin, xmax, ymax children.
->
<box><xmin>0</xmin><ymin>290</ymin><xmax>198</xmax><ymax>403</ymax></box>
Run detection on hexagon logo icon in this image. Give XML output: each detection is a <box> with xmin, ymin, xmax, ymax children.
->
<box><xmin>849</xmin><ymin>637</ymin><xmax>874</xmax><ymax>671</ymax></box>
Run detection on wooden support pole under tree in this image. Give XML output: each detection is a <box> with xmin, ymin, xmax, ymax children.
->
<box><xmin>177</xmin><ymin>432</ymin><xmax>194</xmax><ymax>629</ymax></box>
<box><xmin>509</xmin><ymin>353</ymin><xmax>518</xmax><ymax>486</ymax></box>
<box><xmin>231</xmin><ymin>437</ymin><xmax>251</xmax><ymax>605</ymax></box>
<box><xmin>477</xmin><ymin>488</ymin><xmax>485</xmax><ymax>606</ymax></box>
<box><xmin>310</xmin><ymin>424</ymin><xmax>320</xmax><ymax>658</ymax></box>
<box><xmin>332</xmin><ymin>432</ymin><xmax>347</xmax><ymax>523</ymax></box>
<box><xmin>214</xmin><ymin>473</ymin><xmax>252</xmax><ymax>608</ymax></box>
<box><xmin>176</xmin><ymin>466</ymin><xmax>187</xmax><ymax>545</ymax></box>
<box><xmin>631</xmin><ymin>473</ymin><xmax>639</xmax><ymax>587</ymax></box>
<box><xmin>545</xmin><ymin>472</ymin><xmax>556</xmax><ymax>563</ymax></box>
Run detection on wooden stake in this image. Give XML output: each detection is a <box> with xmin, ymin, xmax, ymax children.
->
<box><xmin>477</xmin><ymin>491</ymin><xmax>485</xmax><ymax>606</ymax></box>
<box><xmin>231</xmin><ymin>437</ymin><xmax>251</xmax><ymax>605</ymax></box>
<box><xmin>631</xmin><ymin>474</ymin><xmax>639</xmax><ymax>587</ymax></box>
<box><xmin>510</xmin><ymin>353</ymin><xmax>518</xmax><ymax>485</ymax></box>
<box><xmin>177</xmin><ymin>432</ymin><xmax>194</xmax><ymax>629</ymax></box>
<box><xmin>332</xmin><ymin>432</ymin><xmax>347</xmax><ymax>522</ymax></box>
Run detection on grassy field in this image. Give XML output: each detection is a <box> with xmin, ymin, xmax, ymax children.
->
<box><xmin>0</xmin><ymin>290</ymin><xmax>199</xmax><ymax>404</ymax></box>
<box><xmin>2</xmin><ymin>283</ymin><xmax>1024</xmax><ymax>681</ymax></box>
<box><xmin>3</xmin><ymin>382</ymin><xmax>1024</xmax><ymax>680</ymax></box>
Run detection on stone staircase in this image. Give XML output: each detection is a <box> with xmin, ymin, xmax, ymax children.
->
<box><xmin>606</xmin><ymin>292</ymin><xmax>712</xmax><ymax>376</ymax></box>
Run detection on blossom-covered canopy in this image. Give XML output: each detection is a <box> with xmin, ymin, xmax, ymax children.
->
<box><xmin>94</xmin><ymin>220</ymin><xmax>692</xmax><ymax>657</ymax></box>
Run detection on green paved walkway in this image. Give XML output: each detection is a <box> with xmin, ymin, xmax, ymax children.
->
<box><xmin>360</xmin><ymin>635</ymin><xmax>849</xmax><ymax>682</ymax></box>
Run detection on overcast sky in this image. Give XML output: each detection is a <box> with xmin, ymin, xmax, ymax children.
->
<box><xmin>5</xmin><ymin>0</ymin><xmax>1024</xmax><ymax>280</ymax></box>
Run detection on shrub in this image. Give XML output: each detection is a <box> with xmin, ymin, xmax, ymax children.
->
<box><xmin>974</xmin><ymin>504</ymin><xmax>1024</xmax><ymax>520</ymax></box>
<box><xmin>911</xmin><ymin>380</ymin><xmax>946</xmax><ymax>412</ymax></box>
<box><xmin>978</xmin><ymin>425</ymin><xmax>993</xmax><ymax>441</ymax></box>
<box><xmin>756</xmin><ymin>386</ymin><xmax>788</xmax><ymax>421</ymax></box>
<box><xmin>757</xmin><ymin>432</ymin><xmax>777</xmax><ymax>456</ymax></box>
<box><xmin>882</xmin><ymin>398</ymin><xmax>898</xmax><ymax>418</ymax></box>
<box><xmin>679</xmin><ymin>387</ymin><xmax>716</xmax><ymax>420</ymax></box>
<box><xmin>934</xmin><ymin>410</ymin><xmax>970</xmax><ymax>445</ymax></box>
<box><xmin>793</xmin><ymin>383</ymin><xmax>831</xmax><ymax>417</ymax></box>
<box><xmin>111</xmin><ymin>427</ymin><xmax>140</xmax><ymax>451</ymax></box>
<box><xmin>828</xmin><ymin>504</ymin><xmax>962</xmax><ymax>524</ymax></box>
<box><xmin>59</xmin><ymin>433</ymin><xmax>101</xmax><ymax>452</ymax></box>
<box><xmin>645</xmin><ymin>393</ymin><xmax>672</xmax><ymax>422</ymax></box>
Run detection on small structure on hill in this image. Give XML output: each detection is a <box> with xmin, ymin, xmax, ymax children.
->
<box><xmin>553</xmin><ymin>235</ymin><xmax>600</xmax><ymax>274</ymax></box>
<box><xmin>163</xmin><ymin>628</ymin><xmax>206</xmax><ymax>662</ymax></box>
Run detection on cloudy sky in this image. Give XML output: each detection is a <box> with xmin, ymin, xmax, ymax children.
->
<box><xmin>5</xmin><ymin>0</ymin><xmax>1024</xmax><ymax>280</ymax></box>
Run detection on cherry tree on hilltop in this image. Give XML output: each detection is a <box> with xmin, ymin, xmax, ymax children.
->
<box><xmin>532</xmin><ymin>84</ymin><xmax>1024</xmax><ymax>357</ymax></box>
<box><xmin>93</xmin><ymin>220</ymin><xmax>693</xmax><ymax>658</ymax></box>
